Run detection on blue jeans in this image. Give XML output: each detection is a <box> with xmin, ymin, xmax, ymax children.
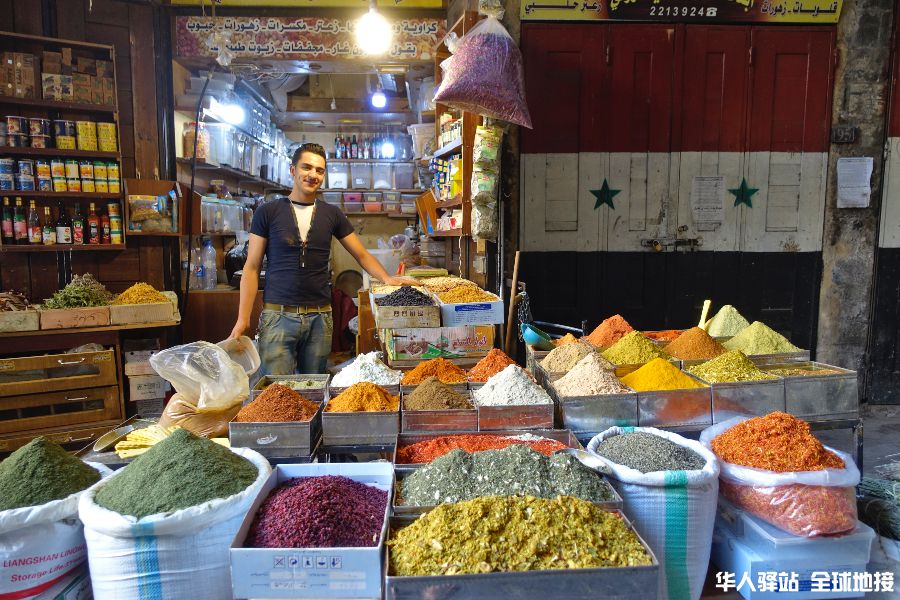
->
<box><xmin>257</xmin><ymin>309</ymin><xmax>333</xmax><ymax>376</ymax></box>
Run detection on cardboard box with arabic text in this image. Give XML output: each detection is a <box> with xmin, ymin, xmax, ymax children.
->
<box><xmin>382</xmin><ymin>325</ymin><xmax>494</xmax><ymax>361</ymax></box>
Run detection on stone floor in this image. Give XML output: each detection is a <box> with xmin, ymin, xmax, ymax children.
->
<box><xmin>702</xmin><ymin>405</ymin><xmax>900</xmax><ymax>599</ymax></box>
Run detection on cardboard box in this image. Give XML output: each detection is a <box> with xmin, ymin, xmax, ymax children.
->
<box><xmin>124</xmin><ymin>360</ymin><xmax>157</xmax><ymax>377</ymax></box>
<box><xmin>72</xmin><ymin>73</ymin><xmax>92</xmax><ymax>103</ymax></box>
<box><xmin>42</xmin><ymin>51</ymin><xmax>62</xmax><ymax>74</ymax></box>
<box><xmin>128</xmin><ymin>373</ymin><xmax>171</xmax><ymax>401</ymax></box>
<box><xmin>96</xmin><ymin>59</ymin><xmax>113</xmax><ymax>78</ymax></box>
<box><xmin>13</xmin><ymin>53</ymin><xmax>36</xmax><ymax>99</ymax></box>
<box><xmin>75</xmin><ymin>57</ymin><xmax>96</xmax><ymax>75</ymax></box>
<box><xmin>38</xmin><ymin>306</ymin><xmax>109</xmax><ymax>329</ymax></box>
<box><xmin>60</xmin><ymin>47</ymin><xmax>73</xmax><ymax>68</ymax></box>
<box><xmin>100</xmin><ymin>77</ymin><xmax>115</xmax><ymax>105</ymax></box>
<box><xmin>382</xmin><ymin>325</ymin><xmax>495</xmax><ymax>360</ymax></box>
<box><xmin>91</xmin><ymin>76</ymin><xmax>103</xmax><ymax>104</ymax></box>
<box><xmin>438</xmin><ymin>294</ymin><xmax>504</xmax><ymax>327</ymax></box>
<box><xmin>124</xmin><ymin>349</ymin><xmax>157</xmax><ymax>363</ymax></box>
<box><xmin>136</xmin><ymin>397</ymin><xmax>166</xmax><ymax>417</ymax></box>
<box><xmin>41</xmin><ymin>73</ymin><xmax>72</xmax><ymax>101</ymax></box>
<box><xmin>230</xmin><ymin>463</ymin><xmax>392</xmax><ymax>599</ymax></box>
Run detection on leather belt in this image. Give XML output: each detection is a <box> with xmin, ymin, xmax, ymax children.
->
<box><xmin>264</xmin><ymin>303</ymin><xmax>332</xmax><ymax>314</ymax></box>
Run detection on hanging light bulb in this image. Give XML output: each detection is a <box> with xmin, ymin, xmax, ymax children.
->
<box><xmin>211</xmin><ymin>90</ymin><xmax>245</xmax><ymax>126</ymax></box>
<box><xmin>356</xmin><ymin>0</ymin><xmax>393</xmax><ymax>56</ymax></box>
<box><xmin>370</xmin><ymin>84</ymin><xmax>387</xmax><ymax>109</ymax></box>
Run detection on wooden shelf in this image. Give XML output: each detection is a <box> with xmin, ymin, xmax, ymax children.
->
<box><xmin>432</xmin><ymin>138</ymin><xmax>463</xmax><ymax>159</ymax></box>
<box><xmin>176</xmin><ymin>157</ymin><xmax>289</xmax><ymax>191</ymax></box>
<box><xmin>174</xmin><ymin>106</ymin><xmax>277</xmax><ymax>152</ymax></box>
<box><xmin>388</xmin><ymin>213</ymin><xmax>417</xmax><ymax>219</ymax></box>
<box><xmin>0</xmin><ymin>243</ymin><xmax>125</xmax><ymax>253</ymax></box>
<box><xmin>0</xmin><ymin>96</ymin><xmax>117</xmax><ymax>114</ymax></box>
<box><xmin>435</xmin><ymin>197</ymin><xmax>463</xmax><ymax>210</ymax></box>
<box><xmin>0</xmin><ymin>320</ymin><xmax>179</xmax><ymax>339</ymax></box>
<box><xmin>430</xmin><ymin>228</ymin><xmax>463</xmax><ymax>237</ymax></box>
<box><xmin>0</xmin><ymin>147</ymin><xmax>119</xmax><ymax>159</ymax></box>
<box><xmin>321</xmin><ymin>189</ymin><xmax>425</xmax><ymax>194</ymax></box>
<box><xmin>7</xmin><ymin>191</ymin><xmax>121</xmax><ymax>200</ymax></box>
<box><xmin>329</xmin><ymin>159</ymin><xmax>417</xmax><ymax>165</ymax></box>
<box><xmin>125</xmin><ymin>231</ymin><xmax>182</xmax><ymax>237</ymax></box>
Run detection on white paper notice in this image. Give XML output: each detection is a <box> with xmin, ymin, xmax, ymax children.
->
<box><xmin>691</xmin><ymin>176</ymin><xmax>725</xmax><ymax>227</ymax></box>
<box><xmin>837</xmin><ymin>157</ymin><xmax>873</xmax><ymax>208</ymax></box>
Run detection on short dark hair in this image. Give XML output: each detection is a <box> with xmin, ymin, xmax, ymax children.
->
<box><xmin>292</xmin><ymin>143</ymin><xmax>327</xmax><ymax>165</ymax></box>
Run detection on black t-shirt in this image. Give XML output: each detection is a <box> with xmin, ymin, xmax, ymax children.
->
<box><xmin>250</xmin><ymin>197</ymin><xmax>354</xmax><ymax>307</ymax></box>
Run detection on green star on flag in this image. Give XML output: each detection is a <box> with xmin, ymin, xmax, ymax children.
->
<box><xmin>591</xmin><ymin>179</ymin><xmax>620</xmax><ymax>210</ymax></box>
<box><xmin>729</xmin><ymin>178</ymin><xmax>758</xmax><ymax>208</ymax></box>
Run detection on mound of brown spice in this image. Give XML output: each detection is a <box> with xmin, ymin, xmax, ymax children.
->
<box><xmin>663</xmin><ymin>327</ymin><xmax>728</xmax><ymax>360</ymax></box>
<box><xmin>235</xmin><ymin>384</ymin><xmax>319</xmax><ymax>423</ymax></box>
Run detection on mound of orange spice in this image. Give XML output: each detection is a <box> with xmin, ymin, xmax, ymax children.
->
<box><xmin>401</xmin><ymin>357</ymin><xmax>467</xmax><ymax>385</ymax></box>
<box><xmin>467</xmin><ymin>348</ymin><xmax>517</xmax><ymax>382</ymax></box>
<box><xmin>711</xmin><ymin>412</ymin><xmax>844</xmax><ymax>472</ymax></box>
<box><xmin>325</xmin><ymin>382</ymin><xmax>399</xmax><ymax>412</ymax></box>
<box><xmin>396</xmin><ymin>433</ymin><xmax>569</xmax><ymax>464</ymax></box>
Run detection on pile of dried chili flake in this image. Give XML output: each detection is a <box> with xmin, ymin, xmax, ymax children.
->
<box><xmin>396</xmin><ymin>433</ymin><xmax>568</xmax><ymax>464</ymax></box>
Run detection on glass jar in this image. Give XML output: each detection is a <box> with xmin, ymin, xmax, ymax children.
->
<box><xmin>183</xmin><ymin>122</ymin><xmax>210</xmax><ymax>161</ymax></box>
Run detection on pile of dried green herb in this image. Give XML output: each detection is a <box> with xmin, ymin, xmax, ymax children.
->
<box><xmin>401</xmin><ymin>445</ymin><xmax>615</xmax><ymax>506</ymax></box>
<box><xmin>0</xmin><ymin>437</ymin><xmax>101</xmax><ymax>511</ymax></box>
<box><xmin>42</xmin><ymin>273</ymin><xmax>112</xmax><ymax>309</ymax></box>
<box><xmin>388</xmin><ymin>495</ymin><xmax>652</xmax><ymax>575</ymax></box>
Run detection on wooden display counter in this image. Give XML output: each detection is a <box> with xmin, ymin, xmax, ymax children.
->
<box><xmin>182</xmin><ymin>289</ymin><xmax>263</xmax><ymax>344</ymax></box>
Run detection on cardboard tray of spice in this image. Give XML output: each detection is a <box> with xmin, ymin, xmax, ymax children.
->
<box><xmin>230</xmin><ymin>462</ymin><xmax>393</xmax><ymax>599</ymax></box>
<box><xmin>399</xmin><ymin>385</ymin><xmax>478</xmax><ymax>433</ymax></box>
<box><xmin>321</xmin><ymin>385</ymin><xmax>400</xmax><ymax>447</ymax></box>
<box><xmin>761</xmin><ymin>361</ymin><xmax>859</xmax><ymax>420</ymax></box>
<box><xmin>383</xmin><ymin>512</ymin><xmax>659</xmax><ymax>599</ymax></box>
<box><xmin>251</xmin><ymin>374</ymin><xmax>330</xmax><ymax>401</ymax></box>
<box><xmin>370</xmin><ymin>289</ymin><xmax>442</xmax><ymax>330</ymax></box>
<box><xmin>393</xmin><ymin>429</ymin><xmax>584</xmax><ymax>474</ymax></box>
<box><xmin>390</xmin><ymin>471</ymin><xmax>624</xmax><ymax>516</ymax></box>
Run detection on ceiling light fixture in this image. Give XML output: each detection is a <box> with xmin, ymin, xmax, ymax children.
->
<box><xmin>210</xmin><ymin>90</ymin><xmax>245</xmax><ymax>125</ymax></box>
<box><xmin>356</xmin><ymin>0</ymin><xmax>393</xmax><ymax>56</ymax></box>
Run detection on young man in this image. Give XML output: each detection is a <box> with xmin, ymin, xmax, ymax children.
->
<box><xmin>229</xmin><ymin>142</ymin><xmax>415</xmax><ymax>375</ymax></box>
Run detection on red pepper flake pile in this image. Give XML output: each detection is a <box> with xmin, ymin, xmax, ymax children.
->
<box><xmin>246</xmin><ymin>475</ymin><xmax>387</xmax><ymax>548</ymax></box>
<box><xmin>642</xmin><ymin>329</ymin><xmax>684</xmax><ymax>343</ymax></box>
<box><xmin>234</xmin><ymin>384</ymin><xmax>319</xmax><ymax>423</ymax></box>
<box><xmin>396</xmin><ymin>434</ymin><xmax>569</xmax><ymax>464</ymax></box>
<box><xmin>467</xmin><ymin>348</ymin><xmax>517</xmax><ymax>382</ymax></box>
<box><xmin>401</xmin><ymin>357</ymin><xmax>467</xmax><ymax>385</ymax></box>
<box><xmin>711</xmin><ymin>412</ymin><xmax>844</xmax><ymax>472</ymax></box>
<box><xmin>720</xmin><ymin>480</ymin><xmax>857</xmax><ymax>536</ymax></box>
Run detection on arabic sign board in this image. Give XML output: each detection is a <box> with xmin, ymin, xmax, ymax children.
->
<box><xmin>520</xmin><ymin>0</ymin><xmax>842</xmax><ymax>22</ymax></box>
<box><xmin>170</xmin><ymin>0</ymin><xmax>442</xmax><ymax>5</ymax></box>
<box><xmin>175</xmin><ymin>16</ymin><xmax>446</xmax><ymax>61</ymax></box>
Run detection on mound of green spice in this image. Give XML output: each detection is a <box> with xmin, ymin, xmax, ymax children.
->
<box><xmin>401</xmin><ymin>445</ymin><xmax>615</xmax><ymax>506</ymax></box>
<box><xmin>42</xmin><ymin>273</ymin><xmax>112</xmax><ymax>309</ymax></box>
<box><xmin>95</xmin><ymin>428</ymin><xmax>258</xmax><ymax>519</ymax></box>
<box><xmin>388</xmin><ymin>495</ymin><xmax>652</xmax><ymax>575</ymax></box>
<box><xmin>0</xmin><ymin>437</ymin><xmax>101</xmax><ymax>511</ymax></box>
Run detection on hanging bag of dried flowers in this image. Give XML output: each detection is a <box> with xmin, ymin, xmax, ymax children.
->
<box><xmin>432</xmin><ymin>2</ymin><xmax>532</xmax><ymax>128</ymax></box>
<box><xmin>700</xmin><ymin>413</ymin><xmax>860</xmax><ymax>537</ymax></box>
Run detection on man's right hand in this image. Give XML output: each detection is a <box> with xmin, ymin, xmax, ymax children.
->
<box><xmin>229</xmin><ymin>320</ymin><xmax>249</xmax><ymax>340</ymax></box>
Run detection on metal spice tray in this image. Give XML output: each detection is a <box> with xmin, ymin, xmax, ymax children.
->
<box><xmin>477</xmin><ymin>402</ymin><xmax>555</xmax><ymax>431</ymax></box>
<box><xmin>747</xmin><ymin>350</ymin><xmax>811</xmax><ymax>366</ymax></box>
<box><xmin>637</xmin><ymin>383</ymin><xmax>713</xmax><ymax>428</ymax></box>
<box><xmin>230</xmin><ymin>462</ymin><xmax>393</xmax><ymax>599</ymax></box>
<box><xmin>393</xmin><ymin>429</ymin><xmax>584</xmax><ymax>473</ymax></box>
<box><xmin>250</xmin><ymin>374</ymin><xmax>330</xmax><ymax>401</ymax></box>
<box><xmin>524</xmin><ymin>344</ymin><xmax>551</xmax><ymax>374</ymax></box>
<box><xmin>391</xmin><ymin>470</ymin><xmax>624</xmax><ymax>515</ymax></box>
<box><xmin>705</xmin><ymin>378</ymin><xmax>786</xmax><ymax>424</ymax></box>
<box><xmin>384</xmin><ymin>512</ymin><xmax>659</xmax><ymax>600</ymax></box>
<box><xmin>763</xmin><ymin>361</ymin><xmax>859</xmax><ymax>420</ymax></box>
<box><xmin>400</xmin><ymin>385</ymin><xmax>478</xmax><ymax>433</ymax></box>
<box><xmin>546</xmin><ymin>382</ymin><xmax>640</xmax><ymax>437</ymax></box>
<box><xmin>229</xmin><ymin>402</ymin><xmax>323</xmax><ymax>459</ymax></box>
<box><xmin>322</xmin><ymin>404</ymin><xmax>400</xmax><ymax>447</ymax></box>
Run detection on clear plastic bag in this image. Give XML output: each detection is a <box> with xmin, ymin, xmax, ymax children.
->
<box><xmin>473</xmin><ymin>125</ymin><xmax>504</xmax><ymax>165</ymax></box>
<box><xmin>700</xmin><ymin>416</ymin><xmax>860</xmax><ymax>537</ymax></box>
<box><xmin>157</xmin><ymin>393</ymin><xmax>241</xmax><ymax>438</ymax></box>
<box><xmin>149</xmin><ymin>341</ymin><xmax>248</xmax><ymax>412</ymax></box>
<box><xmin>433</xmin><ymin>16</ymin><xmax>532</xmax><ymax>128</ymax></box>
<box><xmin>471</xmin><ymin>166</ymin><xmax>499</xmax><ymax>241</ymax></box>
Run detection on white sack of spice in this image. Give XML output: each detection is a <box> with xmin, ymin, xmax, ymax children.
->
<box><xmin>331</xmin><ymin>351</ymin><xmax>402</xmax><ymax>387</ymax></box>
<box><xmin>474</xmin><ymin>364</ymin><xmax>552</xmax><ymax>406</ymax></box>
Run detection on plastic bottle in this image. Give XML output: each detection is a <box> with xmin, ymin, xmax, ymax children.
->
<box><xmin>202</xmin><ymin>239</ymin><xmax>218</xmax><ymax>290</ymax></box>
<box><xmin>190</xmin><ymin>246</ymin><xmax>204</xmax><ymax>290</ymax></box>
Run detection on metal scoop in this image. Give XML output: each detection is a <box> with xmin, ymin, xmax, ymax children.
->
<box><xmin>554</xmin><ymin>447</ymin><xmax>613</xmax><ymax>476</ymax></box>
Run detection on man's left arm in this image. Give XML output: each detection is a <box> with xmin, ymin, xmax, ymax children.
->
<box><xmin>338</xmin><ymin>232</ymin><xmax>418</xmax><ymax>286</ymax></box>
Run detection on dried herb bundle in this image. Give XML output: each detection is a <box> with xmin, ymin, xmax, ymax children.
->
<box><xmin>43</xmin><ymin>274</ymin><xmax>112</xmax><ymax>309</ymax></box>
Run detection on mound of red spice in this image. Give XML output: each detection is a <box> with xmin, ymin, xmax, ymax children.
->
<box><xmin>467</xmin><ymin>348</ymin><xmax>517</xmax><ymax>382</ymax></box>
<box><xmin>396</xmin><ymin>433</ymin><xmax>569</xmax><ymax>464</ymax></box>
<box><xmin>246</xmin><ymin>476</ymin><xmax>387</xmax><ymax>548</ymax></box>
<box><xmin>643</xmin><ymin>329</ymin><xmax>684</xmax><ymax>343</ymax></box>
<box><xmin>711</xmin><ymin>412</ymin><xmax>845</xmax><ymax>472</ymax></box>
<box><xmin>401</xmin><ymin>357</ymin><xmax>467</xmax><ymax>385</ymax></box>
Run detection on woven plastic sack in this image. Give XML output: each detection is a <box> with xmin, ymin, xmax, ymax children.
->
<box><xmin>150</xmin><ymin>341</ymin><xmax>249</xmax><ymax>412</ymax></box>
<box><xmin>0</xmin><ymin>462</ymin><xmax>112</xmax><ymax>599</ymax></box>
<box><xmin>79</xmin><ymin>448</ymin><xmax>270</xmax><ymax>600</ymax></box>
<box><xmin>700</xmin><ymin>416</ymin><xmax>859</xmax><ymax>537</ymax></box>
<box><xmin>433</xmin><ymin>16</ymin><xmax>532</xmax><ymax>128</ymax></box>
<box><xmin>587</xmin><ymin>427</ymin><xmax>719</xmax><ymax>600</ymax></box>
